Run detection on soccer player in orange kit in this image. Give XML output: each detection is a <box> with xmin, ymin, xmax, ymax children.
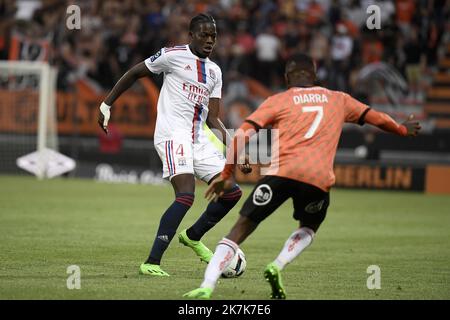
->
<box><xmin>184</xmin><ymin>53</ymin><xmax>421</xmax><ymax>299</ymax></box>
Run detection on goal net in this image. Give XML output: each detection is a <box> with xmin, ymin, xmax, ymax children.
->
<box><xmin>0</xmin><ymin>61</ymin><xmax>58</xmax><ymax>178</ymax></box>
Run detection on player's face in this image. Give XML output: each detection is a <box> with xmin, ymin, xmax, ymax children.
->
<box><xmin>190</xmin><ymin>23</ymin><xmax>217</xmax><ymax>58</ymax></box>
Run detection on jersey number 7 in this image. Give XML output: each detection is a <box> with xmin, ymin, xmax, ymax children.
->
<box><xmin>302</xmin><ymin>106</ymin><xmax>323</xmax><ymax>139</ymax></box>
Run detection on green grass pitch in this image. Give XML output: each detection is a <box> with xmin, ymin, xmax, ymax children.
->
<box><xmin>0</xmin><ymin>175</ymin><xmax>449</xmax><ymax>300</ymax></box>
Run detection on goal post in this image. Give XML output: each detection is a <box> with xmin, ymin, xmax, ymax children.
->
<box><xmin>0</xmin><ymin>60</ymin><xmax>65</xmax><ymax>178</ymax></box>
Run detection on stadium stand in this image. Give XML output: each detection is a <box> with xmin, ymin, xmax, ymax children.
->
<box><xmin>425</xmin><ymin>42</ymin><xmax>450</xmax><ymax>129</ymax></box>
<box><xmin>0</xmin><ymin>0</ymin><xmax>449</xmax><ymax>191</ymax></box>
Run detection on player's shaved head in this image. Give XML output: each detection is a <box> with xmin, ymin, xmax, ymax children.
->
<box><xmin>285</xmin><ymin>53</ymin><xmax>317</xmax><ymax>88</ymax></box>
<box><xmin>189</xmin><ymin>13</ymin><xmax>216</xmax><ymax>32</ymax></box>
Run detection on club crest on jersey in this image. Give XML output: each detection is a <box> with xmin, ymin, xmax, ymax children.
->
<box><xmin>253</xmin><ymin>184</ymin><xmax>272</xmax><ymax>206</ymax></box>
<box><xmin>150</xmin><ymin>49</ymin><xmax>162</xmax><ymax>62</ymax></box>
<box><xmin>305</xmin><ymin>200</ymin><xmax>325</xmax><ymax>214</ymax></box>
<box><xmin>209</xmin><ymin>69</ymin><xmax>216</xmax><ymax>80</ymax></box>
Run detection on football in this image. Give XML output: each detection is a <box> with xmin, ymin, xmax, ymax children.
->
<box><xmin>222</xmin><ymin>248</ymin><xmax>247</xmax><ymax>278</ymax></box>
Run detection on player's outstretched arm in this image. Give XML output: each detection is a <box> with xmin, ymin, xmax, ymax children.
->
<box><xmin>205</xmin><ymin>121</ymin><xmax>257</xmax><ymax>201</ymax></box>
<box><xmin>207</xmin><ymin>98</ymin><xmax>252</xmax><ymax>174</ymax></box>
<box><xmin>364</xmin><ymin>110</ymin><xmax>421</xmax><ymax>137</ymax></box>
<box><xmin>206</xmin><ymin>98</ymin><xmax>230</xmax><ymax>145</ymax></box>
<box><xmin>98</xmin><ymin>62</ymin><xmax>152</xmax><ymax>134</ymax></box>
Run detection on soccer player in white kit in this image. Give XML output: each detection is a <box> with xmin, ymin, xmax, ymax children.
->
<box><xmin>98</xmin><ymin>14</ymin><xmax>250</xmax><ymax>276</ymax></box>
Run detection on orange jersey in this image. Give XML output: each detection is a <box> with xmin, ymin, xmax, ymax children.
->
<box><xmin>246</xmin><ymin>86</ymin><xmax>369</xmax><ymax>192</ymax></box>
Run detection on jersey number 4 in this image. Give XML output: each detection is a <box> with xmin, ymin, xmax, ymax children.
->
<box><xmin>176</xmin><ymin>144</ymin><xmax>184</xmax><ymax>156</ymax></box>
<box><xmin>302</xmin><ymin>106</ymin><xmax>323</xmax><ymax>139</ymax></box>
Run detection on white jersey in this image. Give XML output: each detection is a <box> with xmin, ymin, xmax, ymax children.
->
<box><xmin>144</xmin><ymin>44</ymin><xmax>222</xmax><ymax>145</ymax></box>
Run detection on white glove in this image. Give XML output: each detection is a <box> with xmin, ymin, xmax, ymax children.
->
<box><xmin>99</xmin><ymin>102</ymin><xmax>111</xmax><ymax>132</ymax></box>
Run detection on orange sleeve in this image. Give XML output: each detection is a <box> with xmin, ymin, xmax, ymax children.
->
<box><xmin>221</xmin><ymin>121</ymin><xmax>257</xmax><ymax>179</ymax></box>
<box><xmin>245</xmin><ymin>96</ymin><xmax>278</xmax><ymax>128</ymax></box>
<box><xmin>343</xmin><ymin>93</ymin><xmax>371</xmax><ymax>124</ymax></box>
<box><xmin>364</xmin><ymin>109</ymin><xmax>407</xmax><ymax>136</ymax></box>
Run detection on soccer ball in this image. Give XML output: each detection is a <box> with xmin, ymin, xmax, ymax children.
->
<box><xmin>221</xmin><ymin>248</ymin><xmax>246</xmax><ymax>278</ymax></box>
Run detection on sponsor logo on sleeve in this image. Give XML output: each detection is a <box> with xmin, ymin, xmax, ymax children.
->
<box><xmin>150</xmin><ymin>49</ymin><xmax>162</xmax><ymax>62</ymax></box>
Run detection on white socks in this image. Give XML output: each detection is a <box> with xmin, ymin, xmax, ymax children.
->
<box><xmin>199</xmin><ymin>228</ymin><xmax>314</xmax><ymax>290</ymax></box>
<box><xmin>201</xmin><ymin>238</ymin><xmax>238</xmax><ymax>290</ymax></box>
<box><xmin>272</xmin><ymin>227</ymin><xmax>315</xmax><ymax>270</ymax></box>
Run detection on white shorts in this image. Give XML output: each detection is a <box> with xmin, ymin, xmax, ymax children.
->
<box><xmin>155</xmin><ymin>139</ymin><xmax>225</xmax><ymax>183</ymax></box>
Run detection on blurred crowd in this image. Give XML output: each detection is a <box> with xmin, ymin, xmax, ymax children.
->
<box><xmin>0</xmin><ymin>0</ymin><xmax>449</xmax><ymax>127</ymax></box>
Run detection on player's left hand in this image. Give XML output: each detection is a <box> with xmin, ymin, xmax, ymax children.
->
<box><xmin>402</xmin><ymin>114</ymin><xmax>421</xmax><ymax>136</ymax></box>
<box><xmin>205</xmin><ymin>175</ymin><xmax>234</xmax><ymax>202</ymax></box>
<box><xmin>238</xmin><ymin>154</ymin><xmax>252</xmax><ymax>174</ymax></box>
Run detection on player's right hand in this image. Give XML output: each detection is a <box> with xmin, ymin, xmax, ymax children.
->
<box><xmin>205</xmin><ymin>175</ymin><xmax>234</xmax><ymax>202</ymax></box>
<box><xmin>402</xmin><ymin>114</ymin><xmax>421</xmax><ymax>136</ymax></box>
<box><xmin>98</xmin><ymin>102</ymin><xmax>111</xmax><ymax>134</ymax></box>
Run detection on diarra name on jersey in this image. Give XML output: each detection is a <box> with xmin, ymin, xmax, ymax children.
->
<box><xmin>293</xmin><ymin>93</ymin><xmax>329</xmax><ymax>105</ymax></box>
